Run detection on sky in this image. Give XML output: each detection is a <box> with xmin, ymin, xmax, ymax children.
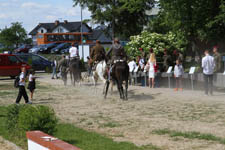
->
<box><xmin>0</xmin><ymin>0</ymin><xmax>91</xmax><ymax>33</ymax></box>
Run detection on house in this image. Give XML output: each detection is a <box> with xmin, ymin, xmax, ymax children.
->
<box><xmin>29</xmin><ymin>20</ymin><xmax>92</xmax><ymax>45</ymax></box>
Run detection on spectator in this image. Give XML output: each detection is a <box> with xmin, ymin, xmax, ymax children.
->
<box><xmin>213</xmin><ymin>46</ymin><xmax>222</xmax><ymax>73</ymax></box>
<box><xmin>147</xmin><ymin>53</ymin><xmax>156</xmax><ymax>88</ymax></box>
<box><xmin>15</xmin><ymin>67</ymin><xmax>32</xmax><ymax>104</ymax></box>
<box><xmin>174</xmin><ymin>60</ymin><xmax>184</xmax><ymax>91</ymax></box>
<box><xmin>138</xmin><ymin>56</ymin><xmax>145</xmax><ymax>71</ymax></box>
<box><xmin>51</xmin><ymin>57</ymin><xmax>58</xmax><ymax>79</ymax></box>
<box><xmin>202</xmin><ymin>50</ymin><xmax>215</xmax><ymax>95</ymax></box>
<box><xmin>163</xmin><ymin>49</ymin><xmax>172</xmax><ymax>72</ymax></box>
<box><xmin>128</xmin><ymin>58</ymin><xmax>137</xmax><ymax>85</ymax></box>
<box><xmin>27</xmin><ymin>69</ymin><xmax>36</xmax><ymax>100</ymax></box>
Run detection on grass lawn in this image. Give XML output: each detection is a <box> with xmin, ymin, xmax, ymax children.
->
<box><xmin>0</xmin><ymin>106</ymin><xmax>160</xmax><ymax>150</ymax></box>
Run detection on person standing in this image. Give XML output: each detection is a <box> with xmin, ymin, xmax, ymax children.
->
<box><xmin>27</xmin><ymin>69</ymin><xmax>36</xmax><ymax>100</ymax></box>
<box><xmin>213</xmin><ymin>46</ymin><xmax>222</xmax><ymax>73</ymax></box>
<box><xmin>174</xmin><ymin>60</ymin><xmax>184</xmax><ymax>91</ymax></box>
<box><xmin>163</xmin><ymin>50</ymin><xmax>172</xmax><ymax>72</ymax></box>
<box><xmin>147</xmin><ymin>53</ymin><xmax>157</xmax><ymax>88</ymax></box>
<box><xmin>202</xmin><ymin>50</ymin><xmax>215</xmax><ymax>95</ymax></box>
<box><xmin>128</xmin><ymin>58</ymin><xmax>137</xmax><ymax>85</ymax></box>
<box><xmin>58</xmin><ymin>55</ymin><xmax>68</xmax><ymax>86</ymax></box>
<box><xmin>15</xmin><ymin>67</ymin><xmax>32</xmax><ymax>104</ymax></box>
<box><xmin>51</xmin><ymin>57</ymin><xmax>58</xmax><ymax>79</ymax></box>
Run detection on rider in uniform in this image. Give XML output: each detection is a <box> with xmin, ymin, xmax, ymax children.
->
<box><xmin>106</xmin><ymin>38</ymin><xmax>127</xmax><ymax>80</ymax></box>
<box><xmin>90</xmin><ymin>40</ymin><xmax>106</xmax><ymax>70</ymax></box>
<box><xmin>58</xmin><ymin>55</ymin><xmax>68</xmax><ymax>86</ymax></box>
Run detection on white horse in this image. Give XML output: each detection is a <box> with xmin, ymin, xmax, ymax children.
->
<box><xmin>92</xmin><ymin>60</ymin><xmax>107</xmax><ymax>89</ymax></box>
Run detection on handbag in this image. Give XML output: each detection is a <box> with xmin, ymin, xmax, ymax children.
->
<box><xmin>153</xmin><ymin>64</ymin><xmax>158</xmax><ymax>73</ymax></box>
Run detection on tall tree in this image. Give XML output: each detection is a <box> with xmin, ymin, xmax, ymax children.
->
<box><xmin>0</xmin><ymin>22</ymin><xmax>28</xmax><ymax>49</ymax></box>
<box><xmin>148</xmin><ymin>0</ymin><xmax>225</xmax><ymax>56</ymax></box>
<box><xmin>73</xmin><ymin>0</ymin><xmax>155</xmax><ymax>39</ymax></box>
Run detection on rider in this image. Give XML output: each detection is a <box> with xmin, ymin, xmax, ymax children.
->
<box><xmin>90</xmin><ymin>40</ymin><xmax>106</xmax><ymax>70</ymax></box>
<box><xmin>69</xmin><ymin>42</ymin><xmax>79</xmax><ymax>60</ymax></box>
<box><xmin>106</xmin><ymin>38</ymin><xmax>127</xmax><ymax>80</ymax></box>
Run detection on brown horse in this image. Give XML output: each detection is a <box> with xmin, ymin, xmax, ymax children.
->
<box><xmin>104</xmin><ymin>61</ymin><xmax>129</xmax><ymax>100</ymax></box>
<box><xmin>69</xmin><ymin>58</ymin><xmax>81</xmax><ymax>86</ymax></box>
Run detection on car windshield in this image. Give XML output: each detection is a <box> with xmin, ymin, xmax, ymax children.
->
<box><xmin>46</xmin><ymin>43</ymin><xmax>56</xmax><ymax>47</ymax></box>
<box><xmin>56</xmin><ymin>43</ymin><xmax>67</xmax><ymax>48</ymax></box>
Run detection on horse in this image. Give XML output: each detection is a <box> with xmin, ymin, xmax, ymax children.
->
<box><xmin>104</xmin><ymin>60</ymin><xmax>129</xmax><ymax>100</ymax></box>
<box><xmin>92</xmin><ymin>60</ymin><xmax>108</xmax><ymax>93</ymax></box>
<box><xmin>69</xmin><ymin>58</ymin><xmax>82</xmax><ymax>86</ymax></box>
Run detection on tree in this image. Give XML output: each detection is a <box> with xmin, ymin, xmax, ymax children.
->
<box><xmin>148</xmin><ymin>0</ymin><xmax>225</xmax><ymax>57</ymax></box>
<box><xmin>73</xmin><ymin>0</ymin><xmax>155</xmax><ymax>39</ymax></box>
<box><xmin>0</xmin><ymin>22</ymin><xmax>28</xmax><ymax>49</ymax></box>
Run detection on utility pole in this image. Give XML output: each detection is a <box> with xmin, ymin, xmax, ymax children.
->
<box><xmin>81</xmin><ymin>6</ymin><xmax>84</xmax><ymax>60</ymax></box>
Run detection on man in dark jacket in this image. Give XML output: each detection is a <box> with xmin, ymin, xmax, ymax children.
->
<box><xmin>106</xmin><ymin>38</ymin><xmax>127</xmax><ymax>64</ymax></box>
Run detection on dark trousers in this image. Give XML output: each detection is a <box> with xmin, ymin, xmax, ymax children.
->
<box><xmin>16</xmin><ymin>86</ymin><xmax>29</xmax><ymax>103</ymax></box>
<box><xmin>204</xmin><ymin>74</ymin><xmax>213</xmax><ymax>95</ymax></box>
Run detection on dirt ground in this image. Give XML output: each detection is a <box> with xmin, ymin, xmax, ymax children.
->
<box><xmin>1</xmin><ymin>73</ymin><xmax>225</xmax><ymax>150</ymax></box>
<box><xmin>0</xmin><ymin>136</ymin><xmax>22</xmax><ymax>150</ymax></box>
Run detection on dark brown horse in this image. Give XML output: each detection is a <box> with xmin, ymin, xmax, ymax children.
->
<box><xmin>69</xmin><ymin>58</ymin><xmax>81</xmax><ymax>86</ymax></box>
<box><xmin>104</xmin><ymin>61</ymin><xmax>129</xmax><ymax>100</ymax></box>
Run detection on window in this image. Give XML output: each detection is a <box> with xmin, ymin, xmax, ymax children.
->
<box><xmin>41</xmin><ymin>29</ymin><xmax>44</xmax><ymax>33</ymax></box>
<box><xmin>8</xmin><ymin>56</ymin><xmax>20</xmax><ymax>64</ymax></box>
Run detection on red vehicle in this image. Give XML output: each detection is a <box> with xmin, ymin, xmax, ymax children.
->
<box><xmin>14</xmin><ymin>45</ymin><xmax>32</xmax><ymax>53</ymax></box>
<box><xmin>0</xmin><ymin>54</ymin><xmax>31</xmax><ymax>78</ymax></box>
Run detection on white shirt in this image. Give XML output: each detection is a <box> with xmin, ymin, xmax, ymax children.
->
<box><xmin>174</xmin><ymin>64</ymin><xmax>184</xmax><ymax>77</ymax></box>
<box><xmin>128</xmin><ymin>61</ymin><xmax>137</xmax><ymax>72</ymax></box>
<box><xmin>54</xmin><ymin>60</ymin><xmax>57</xmax><ymax>67</ymax></box>
<box><xmin>29</xmin><ymin>74</ymin><xmax>34</xmax><ymax>82</ymax></box>
<box><xmin>139</xmin><ymin>59</ymin><xmax>145</xmax><ymax>69</ymax></box>
<box><xmin>19</xmin><ymin>72</ymin><xmax>25</xmax><ymax>86</ymax></box>
<box><xmin>69</xmin><ymin>46</ymin><xmax>78</xmax><ymax>58</ymax></box>
<box><xmin>202</xmin><ymin>54</ymin><xmax>215</xmax><ymax>75</ymax></box>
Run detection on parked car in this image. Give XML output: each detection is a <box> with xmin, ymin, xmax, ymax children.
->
<box><xmin>14</xmin><ymin>45</ymin><xmax>32</xmax><ymax>53</ymax></box>
<box><xmin>15</xmin><ymin>53</ymin><xmax>52</xmax><ymax>72</ymax></box>
<box><xmin>51</xmin><ymin>43</ymin><xmax>71</xmax><ymax>54</ymax></box>
<box><xmin>39</xmin><ymin>43</ymin><xmax>59</xmax><ymax>54</ymax></box>
<box><xmin>60</xmin><ymin>46</ymin><xmax>71</xmax><ymax>54</ymax></box>
<box><xmin>29</xmin><ymin>45</ymin><xmax>45</xmax><ymax>54</ymax></box>
<box><xmin>0</xmin><ymin>53</ymin><xmax>31</xmax><ymax>78</ymax></box>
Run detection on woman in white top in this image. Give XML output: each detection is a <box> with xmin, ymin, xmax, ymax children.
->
<box><xmin>147</xmin><ymin>53</ymin><xmax>156</xmax><ymax>88</ymax></box>
<box><xmin>27</xmin><ymin>69</ymin><xmax>36</xmax><ymax>100</ymax></box>
<box><xmin>174</xmin><ymin>59</ymin><xmax>184</xmax><ymax>91</ymax></box>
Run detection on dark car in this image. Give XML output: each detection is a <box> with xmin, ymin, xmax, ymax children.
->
<box><xmin>51</xmin><ymin>43</ymin><xmax>71</xmax><ymax>54</ymax></box>
<box><xmin>29</xmin><ymin>45</ymin><xmax>45</xmax><ymax>54</ymax></box>
<box><xmin>60</xmin><ymin>46</ymin><xmax>71</xmax><ymax>54</ymax></box>
<box><xmin>39</xmin><ymin>43</ymin><xmax>59</xmax><ymax>54</ymax></box>
<box><xmin>15</xmin><ymin>53</ymin><xmax>52</xmax><ymax>72</ymax></box>
<box><xmin>0</xmin><ymin>53</ymin><xmax>31</xmax><ymax>78</ymax></box>
<box><xmin>14</xmin><ymin>45</ymin><xmax>32</xmax><ymax>53</ymax></box>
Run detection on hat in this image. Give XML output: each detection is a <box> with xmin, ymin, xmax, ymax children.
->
<box><xmin>213</xmin><ymin>45</ymin><xmax>218</xmax><ymax>49</ymax></box>
<box><xmin>139</xmin><ymin>48</ymin><xmax>143</xmax><ymax>51</ymax></box>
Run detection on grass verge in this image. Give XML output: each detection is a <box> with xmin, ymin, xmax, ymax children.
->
<box><xmin>153</xmin><ymin>129</ymin><xmax>225</xmax><ymax>144</ymax></box>
<box><xmin>0</xmin><ymin>106</ymin><xmax>160</xmax><ymax>150</ymax></box>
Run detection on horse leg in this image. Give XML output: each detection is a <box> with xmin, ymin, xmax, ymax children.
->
<box><xmin>70</xmin><ymin>71</ymin><xmax>73</xmax><ymax>86</ymax></box>
<box><xmin>121</xmin><ymin>85</ymin><xmax>125</xmax><ymax>100</ymax></box>
<box><xmin>104</xmin><ymin>80</ymin><xmax>110</xmax><ymax>99</ymax></box>
<box><xmin>110</xmin><ymin>80</ymin><xmax>114</xmax><ymax>95</ymax></box>
<box><xmin>116</xmin><ymin>80</ymin><xmax>122</xmax><ymax>99</ymax></box>
<box><xmin>125</xmin><ymin>79</ymin><xmax>128</xmax><ymax>100</ymax></box>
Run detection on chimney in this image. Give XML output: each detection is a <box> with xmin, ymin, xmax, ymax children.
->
<box><xmin>55</xmin><ymin>20</ymin><xmax>59</xmax><ymax>26</ymax></box>
<box><xmin>64</xmin><ymin>20</ymin><xmax>68</xmax><ymax>24</ymax></box>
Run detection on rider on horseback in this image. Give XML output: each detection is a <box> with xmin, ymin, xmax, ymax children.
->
<box><xmin>106</xmin><ymin>38</ymin><xmax>127</xmax><ymax>80</ymax></box>
<box><xmin>69</xmin><ymin>42</ymin><xmax>79</xmax><ymax>61</ymax></box>
<box><xmin>90</xmin><ymin>40</ymin><xmax>106</xmax><ymax>70</ymax></box>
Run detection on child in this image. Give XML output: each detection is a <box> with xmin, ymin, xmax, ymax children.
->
<box><xmin>27</xmin><ymin>69</ymin><xmax>36</xmax><ymax>100</ymax></box>
<box><xmin>174</xmin><ymin>60</ymin><xmax>184</xmax><ymax>91</ymax></box>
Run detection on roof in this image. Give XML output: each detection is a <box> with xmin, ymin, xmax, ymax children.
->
<box><xmin>89</xmin><ymin>27</ymin><xmax>112</xmax><ymax>43</ymax></box>
<box><xmin>29</xmin><ymin>21</ymin><xmax>92</xmax><ymax>35</ymax></box>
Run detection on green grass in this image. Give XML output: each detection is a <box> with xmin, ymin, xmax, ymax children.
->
<box><xmin>0</xmin><ymin>106</ymin><xmax>160</xmax><ymax>150</ymax></box>
<box><xmin>153</xmin><ymin>129</ymin><xmax>225</xmax><ymax>144</ymax></box>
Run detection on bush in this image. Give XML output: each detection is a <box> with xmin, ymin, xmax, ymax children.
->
<box><xmin>6</xmin><ymin>105</ymin><xmax>58</xmax><ymax>134</ymax></box>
